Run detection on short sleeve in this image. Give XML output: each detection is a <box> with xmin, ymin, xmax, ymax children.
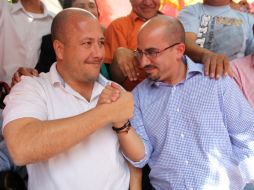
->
<box><xmin>3</xmin><ymin>76</ymin><xmax>48</xmax><ymax>130</ymax></box>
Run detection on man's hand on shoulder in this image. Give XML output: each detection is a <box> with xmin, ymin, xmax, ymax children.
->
<box><xmin>113</xmin><ymin>47</ymin><xmax>140</xmax><ymax>82</ymax></box>
<box><xmin>11</xmin><ymin>67</ymin><xmax>39</xmax><ymax>87</ymax></box>
<box><xmin>202</xmin><ymin>52</ymin><xmax>233</xmax><ymax>79</ymax></box>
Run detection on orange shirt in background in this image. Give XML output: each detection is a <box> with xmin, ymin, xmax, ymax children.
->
<box><xmin>104</xmin><ymin>10</ymin><xmax>146</xmax><ymax>91</ymax></box>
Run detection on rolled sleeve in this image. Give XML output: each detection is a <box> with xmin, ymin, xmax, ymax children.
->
<box><xmin>124</xmin><ymin>88</ymin><xmax>153</xmax><ymax>168</ymax></box>
<box><xmin>123</xmin><ymin>122</ymin><xmax>153</xmax><ymax>168</ymax></box>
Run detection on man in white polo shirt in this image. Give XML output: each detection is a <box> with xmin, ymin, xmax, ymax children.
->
<box><xmin>2</xmin><ymin>8</ymin><xmax>133</xmax><ymax>190</ymax></box>
<box><xmin>0</xmin><ymin>0</ymin><xmax>54</xmax><ymax>85</ymax></box>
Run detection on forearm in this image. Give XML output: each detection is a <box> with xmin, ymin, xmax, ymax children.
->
<box><xmin>185</xmin><ymin>38</ymin><xmax>212</xmax><ymax>63</ymax></box>
<box><xmin>128</xmin><ymin>163</ymin><xmax>142</xmax><ymax>190</ymax></box>
<box><xmin>3</xmin><ymin>105</ymin><xmax>111</xmax><ymax>165</ymax></box>
<box><xmin>117</xmin><ymin>127</ymin><xmax>145</xmax><ymax>162</ymax></box>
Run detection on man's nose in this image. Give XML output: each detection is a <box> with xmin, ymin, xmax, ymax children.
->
<box><xmin>139</xmin><ymin>53</ymin><xmax>151</xmax><ymax>68</ymax></box>
<box><xmin>143</xmin><ymin>0</ymin><xmax>153</xmax><ymax>5</ymax></box>
<box><xmin>91</xmin><ymin>43</ymin><xmax>104</xmax><ymax>58</ymax></box>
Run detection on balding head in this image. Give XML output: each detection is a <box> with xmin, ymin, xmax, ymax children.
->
<box><xmin>51</xmin><ymin>8</ymin><xmax>97</xmax><ymax>42</ymax></box>
<box><xmin>138</xmin><ymin>15</ymin><xmax>185</xmax><ymax>45</ymax></box>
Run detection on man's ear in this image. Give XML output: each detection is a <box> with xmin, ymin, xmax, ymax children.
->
<box><xmin>176</xmin><ymin>43</ymin><xmax>185</xmax><ymax>57</ymax></box>
<box><xmin>53</xmin><ymin>40</ymin><xmax>64</xmax><ymax>60</ymax></box>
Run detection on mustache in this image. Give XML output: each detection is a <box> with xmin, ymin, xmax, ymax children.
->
<box><xmin>85</xmin><ymin>58</ymin><xmax>103</xmax><ymax>65</ymax></box>
<box><xmin>144</xmin><ymin>65</ymin><xmax>157</xmax><ymax>70</ymax></box>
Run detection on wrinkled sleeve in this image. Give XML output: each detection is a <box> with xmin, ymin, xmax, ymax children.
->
<box><xmin>124</xmin><ymin>87</ymin><xmax>153</xmax><ymax>168</ymax></box>
<box><xmin>220</xmin><ymin>77</ymin><xmax>254</xmax><ymax>183</ymax></box>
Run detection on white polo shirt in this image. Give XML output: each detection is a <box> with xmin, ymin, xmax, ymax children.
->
<box><xmin>3</xmin><ymin>63</ymin><xmax>130</xmax><ymax>190</ymax></box>
<box><xmin>0</xmin><ymin>0</ymin><xmax>54</xmax><ymax>85</ymax></box>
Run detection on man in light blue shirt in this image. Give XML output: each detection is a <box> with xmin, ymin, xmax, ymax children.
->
<box><xmin>177</xmin><ymin>0</ymin><xmax>254</xmax><ymax>79</ymax></box>
<box><xmin>113</xmin><ymin>15</ymin><xmax>254</xmax><ymax>190</ymax></box>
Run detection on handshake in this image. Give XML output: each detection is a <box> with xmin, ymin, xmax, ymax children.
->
<box><xmin>97</xmin><ymin>82</ymin><xmax>134</xmax><ymax>129</ymax></box>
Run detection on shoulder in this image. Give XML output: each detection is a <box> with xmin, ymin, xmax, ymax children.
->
<box><xmin>132</xmin><ymin>79</ymin><xmax>151</xmax><ymax>96</ymax></box>
<box><xmin>40</xmin><ymin>1</ymin><xmax>56</xmax><ymax>19</ymax></box>
<box><xmin>12</xmin><ymin>74</ymin><xmax>50</xmax><ymax>95</ymax></box>
<box><xmin>179</xmin><ymin>3</ymin><xmax>201</xmax><ymax>14</ymax></box>
<box><xmin>231</xmin><ymin>55</ymin><xmax>253</xmax><ymax>67</ymax></box>
<box><xmin>106</xmin><ymin>12</ymin><xmax>132</xmax><ymax>30</ymax></box>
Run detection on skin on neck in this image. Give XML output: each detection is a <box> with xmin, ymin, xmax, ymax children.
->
<box><xmin>20</xmin><ymin>0</ymin><xmax>44</xmax><ymax>14</ymax></box>
<box><xmin>163</xmin><ymin>59</ymin><xmax>187</xmax><ymax>85</ymax></box>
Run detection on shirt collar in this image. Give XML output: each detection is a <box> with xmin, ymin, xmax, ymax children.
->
<box><xmin>130</xmin><ymin>10</ymin><xmax>145</xmax><ymax>22</ymax></box>
<box><xmin>149</xmin><ymin>55</ymin><xmax>204</xmax><ymax>87</ymax></box>
<box><xmin>49</xmin><ymin>63</ymin><xmax>110</xmax><ymax>88</ymax></box>
<box><xmin>11</xmin><ymin>1</ymin><xmax>54</xmax><ymax>18</ymax></box>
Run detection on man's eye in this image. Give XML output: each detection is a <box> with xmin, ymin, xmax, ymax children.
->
<box><xmin>82</xmin><ymin>41</ymin><xmax>92</xmax><ymax>48</ymax></box>
<box><xmin>146</xmin><ymin>50</ymin><xmax>159</xmax><ymax>56</ymax></box>
<box><xmin>89</xmin><ymin>3</ymin><xmax>95</xmax><ymax>8</ymax></box>
<box><xmin>99</xmin><ymin>41</ymin><xmax>104</xmax><ymax>47</ymax></box>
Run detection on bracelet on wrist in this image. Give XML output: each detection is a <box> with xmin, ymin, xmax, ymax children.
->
<box><xmin>112</xmin><ymin>120</ymin><xmax>131</xmax><ymax>134</ymax></box>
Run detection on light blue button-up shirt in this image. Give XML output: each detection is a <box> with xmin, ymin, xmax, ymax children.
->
<box><xmin>129</xmin><ymin>56</ymin><xmax>254</xmax><ymax>190</ymax></box>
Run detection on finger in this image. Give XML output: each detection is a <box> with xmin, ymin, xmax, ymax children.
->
<box><xmin>32</xmin><ymin>69</ymin><xmax>39</xmax><ymax>76</ymax></box>
<box><xmin>98</xmin><ymin>98</ymin><xmax>111</xmax><ymax>104</ymax></box>
<box><xmin>110</xmin><ymin>93</ymin><xmax>121</xmax><ymax>102</ymax></box>
<box><xmin>119</xmin><ymin>62</ymin><xmax>128</xmax><ymax>77</ymax></box>
<box><xmin>11</xmin><ymin>78</ymin><xmax>18</xmax><ymax>87</ymax></box>
<box><xmin>13</xmin><ymin>72</ymin><xmax>22</xmax><ymax>82</ymax></box>
<box><xmin>222</xmin><ymin>58</ymin><xmax>230</xmax><ymax>76</ymax></box>
<box><xmin>18</xmin><ymin>67</ymin><xmax>35</xmax><ymax>76</ymax></box>
<box><xmin>204</xmin><ymin>58</ymin><xmax>210</xmax><ymax>76</ymax></box>
<box><xmin>215</xmin><ymin>61</ymin><xmax>223</xmax><ymax>80</ymax></box>
<box><xmin>125</xmin><ymin>61</ymin><xmax>137</xmax><ymax>81</ymax></box>
<box><xmin>133</xmin><ymin>57</ymin><xmax>140</xmax><ymax>76</ymax></box>
<box><xmin>209</xmin><ymin>56</ymin><xmax>217</xmax><ymax>79</ymax></box>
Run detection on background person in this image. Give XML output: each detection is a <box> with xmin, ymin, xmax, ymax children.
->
<box><xmin>177</xmin><ymin>0</ymin><xmax>254</xmax><ymax>79</ymax></box>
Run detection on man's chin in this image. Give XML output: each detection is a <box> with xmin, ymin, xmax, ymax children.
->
<box><xmin>147</xmin><ymin>74</ymin><xmax>159</xmax><ymax>82</ymax></box>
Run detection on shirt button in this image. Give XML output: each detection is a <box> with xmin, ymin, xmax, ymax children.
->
<box><xmin>185</xmin><ymin>160</ymin><xmax>189</xmax><ymax>165</ymax></box>
<box><xmin>181</xmin><ymin>134</ymin><xmax>185</xmax><ymax>138</ymax></box>
<box><xmin>176</xmin><ymin>108</ymin><xmax>180</xmax><ymax>112</ymax></box>
<box><xmin>28</xmin><ymin>17</ymin><xmax>34</xmax><ymax>22</ymax></box>
<box><xmin>189</xmin><ymin>188</ymin><xmax>193</xmax><ymax>190</ymax></box>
